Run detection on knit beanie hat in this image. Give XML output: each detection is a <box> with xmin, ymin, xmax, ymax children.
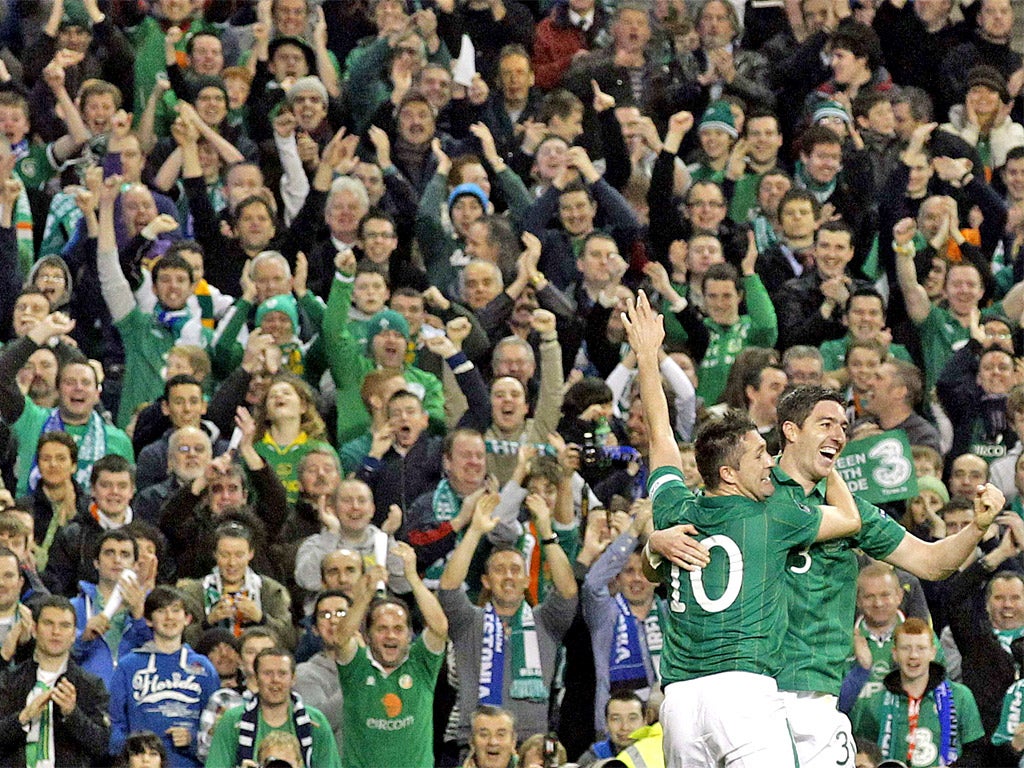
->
<box><xmin>915</xmin><ymin>475</ymin><xmax>950</xmax><ymax>504</ymax></box>
<box><xmin>967</xmin><ymin>64</ymin><xmax>1010</xmax><ymax>103</ymax></box>
<box><xmin>447</xmin><ymin>182</ymin><xmax>489</xmax><ymax>212</ymax></box>
<box><xmin>699</xmin><ymin>100</ymin><xmax>738</xmax><ymax>137</ymax></box>
<box><xmin>367</xmin><ymin>309</ymin><xmax>410</xmax><ymax>344</ymax></box>
<box><xmin>812</xmin><ymin>99</ymin><xmax>853</xmax><ymax>126</ymax></box>
<box><xmin>256</xmin><ymin>294</ymin><xmax>300</xmax><ymax>331</ymax></box>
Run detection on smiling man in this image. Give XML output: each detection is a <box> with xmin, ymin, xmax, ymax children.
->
<box><xmin>851</xmin><ymin>618</ymin><xmax>985</xmax><ymax>766</ymax></box>
<box><xmin>771</xmin><ymin>386</ymin><xmax>1004</xmax><ymax>768</ymax></box>
<box><xmin>776</xmin><ymin>221</ymin><xmax>874</xmax><ymax>350</ymax></box>
<box><xmin>206</xmin><ymin>646</ymin><xmax>340</xmax><ymax>768</ymax></box>
<box><xmin>331</xmin><ymin>543</ymin><xmax>447</xmax><ymax>768</ymax></box>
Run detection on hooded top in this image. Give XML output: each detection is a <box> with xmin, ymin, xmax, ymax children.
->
<box><xmin>108</xmin><ymin>640</ymin><xmax>220</xmax><ymax>767</ymax></box>
<box><xmin>26</xmin><ymin>255</ymin><xmax>73</xmax><ymax>310</ymax></box>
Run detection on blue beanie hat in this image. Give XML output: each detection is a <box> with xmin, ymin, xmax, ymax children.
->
<box><xmin>447</xmin><ymin>183</ymin><xmax>489</xmax><ymax>212</ymax></box>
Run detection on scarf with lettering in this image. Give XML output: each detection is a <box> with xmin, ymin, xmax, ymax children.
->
<box><xmin>479</xmin><ymin>602</ymin><xmax>547</xmax><ymax>706</ymax></box>
<box><xmin>29</xmin><ymin>408</ymin><xmax>106</xmax><ymax>492</ymax></box>
<box><xmin>485</xmin><ymin>440</ymin><xmax>557</xmax><ymax>457</ymax></box>
<box><xmin>994</xmin><ymin>679</ymin><xmax>1024</xmax><ymax>746</ymax></box>
<box><xmin>202</xmin><ymin>567</ymin><xmax>263</xmax><ymax>637</ymax></box>
<box><xmin>878</xmin><ymin>681</ymin><xmax>958</xmax><ymax>766</ymax></box>
<box><xmin>236</xmin><ymin>691</ymin><xmax>313</xmax><ymax>767</ymax></box>
<box><xmin>609</xmin><ymin>593</ymin><xmax>662</xmax><ymax>695</ymax></box>
<box><xmin>432</xmin><ymin>478</ymin><xmax>461</xmax><ymax>522</ymax></box>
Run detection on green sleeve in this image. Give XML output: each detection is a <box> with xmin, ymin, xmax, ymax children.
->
<box><xmin>496</xmin><ymin>167</ymin><xmax>533</xmax><ymax>230</ymax></box>
<box><xmin>853</xmin><ymin>500</ymin><xmax>906</xmax><ymax>560</ymax></box>
<box><xmin>411</xmin><ymin>368</ymin><xmax>446</xmax><ymax>433</ymax></box>
<box><xmin>298</xmin><ymin>291</ymin><xmax>326</xmax><ymax>331</ymax></box>
<box><xmin>322</xmin><ymin>274</ymin><xmax>367</xmax><ymax>389</ymax></box>
<box><xmin>648</xmin><ymin>466</ymin><xmax>696</xmax><ymax>528</ymax></box>
<box><xmin>211</xmin><ymin>299</ymin><xmax>251</xmax><ymax>376</ymax></box>
<box><xmin>205</xmin><ymin>705</ymin><xmax>243</xmax><ymax>768</ymax></box>
<box><xmin>953</xmin><ymin>682</ymin><xmax>987</xmax><ymax>746</ymax></box>
<box><xmin>554</xmin><ymin>522</ymin><xmax>581</xmax><ymax>564</ymax></box>
<box><xmin>106</xmin><ymin>427</ymin><xmax>136</xmax><ymax>462</ymax></box>
<box><xmin>310</xmin><ymin>707</ymin><xmax>343</xmax><ymax>768</ymax></box>
<box><xmin>849</xmin><ymin>693</ymin><xmax>880</xmax><ymax>742</ymax></box>
<box><xmin>741</xmin><ymin>274</ymin><xmax>777</xmax><ymax>347</ymax></box>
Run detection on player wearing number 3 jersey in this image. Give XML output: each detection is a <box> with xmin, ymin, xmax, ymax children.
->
<box><xmin>621</xmin><ymin>291</ymin><xmax>862</xmax><ymax>768</ymax></box>
<box><xmin>773</xmin><ymin>386</ymin><xmax>1006</xmax><ymax>768</ymax></box>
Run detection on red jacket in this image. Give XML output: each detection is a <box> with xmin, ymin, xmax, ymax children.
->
<box><xmin>533</xmin><ymin>14</ymin><xmax>589</xmax><ymax>90</ymax></box>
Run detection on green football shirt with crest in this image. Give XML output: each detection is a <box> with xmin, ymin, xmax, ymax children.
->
<box><xmin>649</xmin><ymin>465</ymin><xmax>821</xmax><ymax>684</ymax></box>
<box><xmin>772</xmin><ymin>466</ymin><xmax>907</xmax><ymax>695</ymax></box>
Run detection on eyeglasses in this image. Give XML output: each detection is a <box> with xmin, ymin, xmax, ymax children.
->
<box><xmin>985</xmin><ymin>330</ymin><xmax>1013</xmax><ymax>340</ymax></box>
<box><xmin>36</xmin><ymin>275</ymin><xmax>65</xmax><ymax>283</ymax></box>
<box><xmin>317</xmin><ymin>609</ymin><xmax>347</xmax><ymax>621</ymax></box>
<box><xmin>687</xmin><ymin>199</ymin><xmax>726</xmax><ymax>208</ymax></box>
<box><xmin>363</xmin><ymin>231</ymin><xmax>396</xmax><ymax>239</ymax></box>
<box><xmin>176</xmin><ymin>444</ymin><xmax>209</xmax><ymax>454</ymax></box>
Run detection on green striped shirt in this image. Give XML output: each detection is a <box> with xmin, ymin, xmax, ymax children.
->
<box><xmin>772</xmin><ymin>466</ymin><xmax>906</xmax><ymax>695</ymax></box>
<box><xmin>649</xmin><ymin>466</ymin><xmax>821</xmax><ymax>684</ymax></box>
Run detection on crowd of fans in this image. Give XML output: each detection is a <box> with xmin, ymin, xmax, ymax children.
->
<box><xmin>0</xmin><ymin>0</ymin><xmax>1023</xmax><ymax>765</ymax></box>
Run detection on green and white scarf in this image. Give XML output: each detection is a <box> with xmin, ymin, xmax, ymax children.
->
<box><xmin>202</xmin><ymin>567</ymin><xmax>263</xmax><ymax>637</ymax></box>
<box><xmin>25</xmin><ymin>664</ymin><xmax>64</xmax><ymax>768</ymax></box>
<box><xmin>432</xmin><ymin>479</ymin><xmax>461</xmax><ymax>522</ymax></box>
<box><xmin>994</xmin><ymin>626</ymin><xmax>1024</xmax><ymax>655</ymax></box>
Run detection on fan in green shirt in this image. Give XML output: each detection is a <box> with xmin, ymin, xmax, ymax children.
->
<box><xmin>205</xmin><ymin>648</ymin><xmax>340</xmax><ymax>768</ymax></box>
<box><xmin>328</xmin><ymin>542</ymin><xmax>447</xmax><ymax>768</ymax></box>
<box><xmin>851</xmin><ymin>619</ymin><xmax>985</xmax><ymax>767</ymax></box>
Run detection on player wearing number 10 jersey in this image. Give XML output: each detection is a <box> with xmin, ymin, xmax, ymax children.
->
<box><xmin>772</xmin><ymin>386</ymin><xmax>1006</xmax><ymax>768</ymax></box>
<box><xmin>622</xmin><ymin>291</ymin><xmax>862</xmax><ymax>768</ymax></box>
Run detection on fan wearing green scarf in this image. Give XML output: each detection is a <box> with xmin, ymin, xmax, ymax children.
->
<box><xmin>438</xmin><ymin>487</ymin><xmax>578</xmax><ymax>747</ymax></box>
<box><xmin>93</xmin><ymin>175</ymin><xmax>212</xmax><ymax>428</ymax></box>
<box><xmin>851</xmin><ymin>618</ymin><xmax>985</xmax><ymax>767</ymax></box>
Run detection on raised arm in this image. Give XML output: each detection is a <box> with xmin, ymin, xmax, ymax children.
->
<box><xmin>892</xmin><ymin>217</ymin><xmax>932</xmax><ymax>324</ymax></box>
<box><xmin>438</xmin><ymin>491</ymin><xmax>500</xmax><ymax>591</ymax></box>
<box><xmin>96</xmin><ymin>176</ymin><xmax>136</xmax><ymax>323</ymax></box>
<box><xmin>622</xmin><ymin>291</ymin><xmax>680</xmax><ymax>471</ymax></box>
<box><xmin>886</xmin><ymin>483</ymin><xmax>1006</xmax><ymax>580</ymax></box>
<box><xmin>392</xmin><ymin>541</ymin><xmax>447</xmax><ymax>651</ymax></box>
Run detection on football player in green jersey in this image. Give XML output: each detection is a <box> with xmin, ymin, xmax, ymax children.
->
<box><xmin>773</xmin><ymin>385</ymin><xmax>1005</xmax><ymax>768</ymax></box>
<box><xmin>624</xmin><ymin>292</ymin><xmax>862</xmax><ymax>767</ymax></box>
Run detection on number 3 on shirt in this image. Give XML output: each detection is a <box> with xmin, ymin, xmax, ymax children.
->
<box><xmin>668</xmin><ymin>534</ymin><xmax>744</xmax><ymax>614</ymax></box>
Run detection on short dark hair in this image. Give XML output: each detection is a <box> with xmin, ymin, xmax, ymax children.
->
<box><xmin>166</xmin><ymin>238</ymin><xmax>205</xmax><ymax>260</ymax></box>
<box><xmin>442</xmin><ymin>427</ymin><xmax>484</xmax><ymax>458</ymax></box>
<box><xmin>702</xmin><ymin>262</ymin><xmax>742</xmax><ymax>292</ymax></box>
<box><xmin>816</xmin><ymin>219</ymin><xmax>854</xmax><ymax>242</ymax></box>
<box><xmin>845</xmin><ymin>286</ymin><xmax>886</xmax><ymax>314</ymax></box>
<box><xmin>95</xmin><ymin>528</ymin><xmax>139</xmax><ymax>561</ymax></box>
<box><xmin>152</xmin><ymin>254</ymin><xmax>195</xmax><ymax>284</ymax></box>
<box><xmin>121</xmin><ymin>732</ymin><xmax>169</xmax><ymax>766</ymax></box>
<box><xmin>214</xmin><ymin>521</ymin><xmax>254</xmax><ymax>548</ymax></box>
<box><xmin>313</xmin><ymin>589</ymin><xmax>351</xmax><ymax>617</ymax></box>
<box><xmin>799</xmin><ymin>125</ymin><xmax>842</xmax><ymax>155</ymax></box>
<box><xmin>776</xmin><ymin>386</ymin><xmax>846</xmax><ymax>446</ymax></box>
<box><xmin>829</xmin><ymin>20</ymin><xmax>882</xmax><ymax>70</ymax></box>
<box><xmin>164</xmin><ymin>374</ymin><xmax>203</xmax><ymax>400</ymax></box>
<box><xmin>36</xmin><ymin>430</ymin><xmax>78</xmax><ymax>464</ymax></box>
<box><xmin>144</xmin><ymin>585</ymin><xmax>188</xmax><ymax>620</ymax></box>
<box><xmin>851</xmin><ymin>90</ymin><xmax>890</xmax><ymax>121</ymax></box>
<box><xmin>539</xmin><ymin>89</ymin><xmax>583</xmax><ymax>122</ymax></box>
<box><xmin>694</xmin><ymin>410</ymin><xmax>756</xmax><ymax>491</ymax></box>
<box><xmin>32</xmin><ymin>594</ymin><xmax>75</xmax><ymax>624</ymax></box>
<box><xmin>777</xmin><ymin>188</ymin><xmax>820</xmax><ymax>220</ymax></box>
<box><xmin>91</xmin><ymin>454</ymin><xmax>135</xmax><ymax>486</ymax></box>
<box><xmin>605</xmin><ymin>690</ymin><xmax>644</xmax><ymax>718</ymax></box>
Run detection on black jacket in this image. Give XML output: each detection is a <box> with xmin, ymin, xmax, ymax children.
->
<box><xmin>0</xmin><ymin>657</ymin><xmax>110</xmax><ymax>768</ymax></box>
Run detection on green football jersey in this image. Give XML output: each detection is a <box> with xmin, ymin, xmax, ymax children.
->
<box><xmin>649</xmin><ymin>465</ymin><xmax>821</xmax><ymax>684</ymax></box>
<box><xmin>772</xmin><ymin>466</ymin><xmax>906</xmax><ymax>695</ymax></box>
<box><xmin>337</xmin><ymin>637</ymin><xmax>444</xmax><ymax>768</ymax></box>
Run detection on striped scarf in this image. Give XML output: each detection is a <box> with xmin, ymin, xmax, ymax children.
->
<box><xmin>236</xmin><ymin>692</ymin><xmax>313</xmax><ymax>767</ymax></box>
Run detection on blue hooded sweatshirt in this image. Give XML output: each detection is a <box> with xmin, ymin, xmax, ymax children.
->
<box><xmin>108</xmin><ymin>641</ymin><xmax>220</xmax><ymax>767</ymax></box>
<box><xmin>71</xmin><ymin>580</ymin><xmax>153</xmax><ymax>679</ymax></box>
